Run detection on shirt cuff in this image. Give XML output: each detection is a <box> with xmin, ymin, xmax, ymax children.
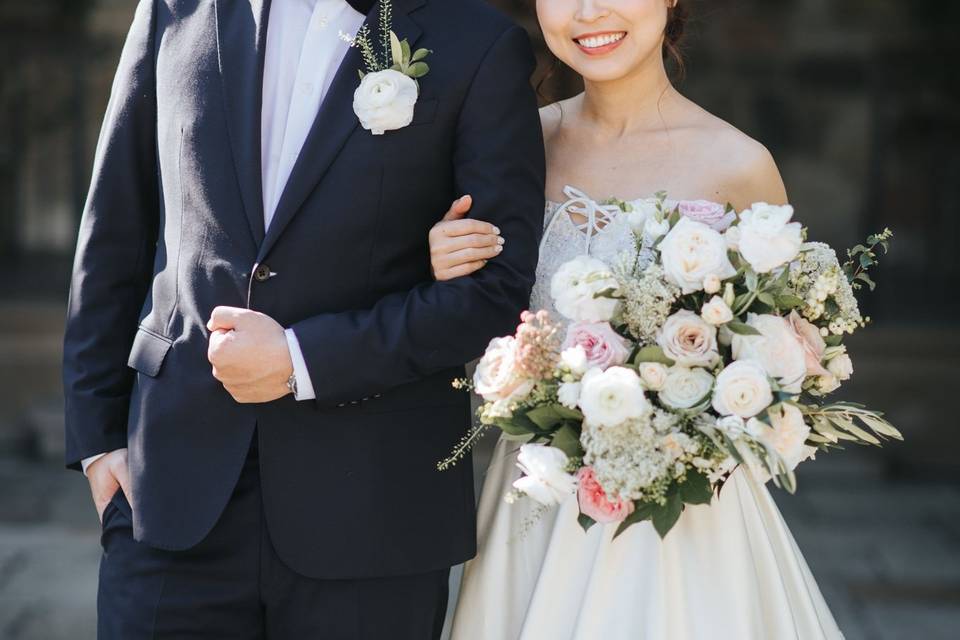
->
<box><xmin>81</xmin><ymin>453</ymin><xmax>108</xmax><ymax>476</ymax></box>
<box><xmin>284</xmin><ymin>328</ymin><xmax>316</xmax><ymax>401</ymax></box>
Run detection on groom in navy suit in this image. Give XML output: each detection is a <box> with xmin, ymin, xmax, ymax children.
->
<box><xmin>62</xmin><ymin>0</ymin><xmax>544</xmax><ymax>637</ymax></box>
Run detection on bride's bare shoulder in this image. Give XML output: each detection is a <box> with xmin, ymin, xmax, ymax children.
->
<box><xmin>690</xmin><ymin>107</ymin><xmax>788</xmax><ymax>210</ymax></box>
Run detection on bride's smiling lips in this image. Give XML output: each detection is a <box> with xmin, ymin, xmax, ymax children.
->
<box><xmin>573</xmin><ymin>31</ymin><xmax>628</xmax><ymax>56</ymax></box>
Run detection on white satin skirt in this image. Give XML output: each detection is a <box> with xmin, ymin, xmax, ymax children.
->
<box><xmin>450</xmin><ymin>437</ymin><xmax>844</xmax><ymax>640</ymax></box>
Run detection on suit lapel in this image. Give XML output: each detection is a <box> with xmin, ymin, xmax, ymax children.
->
<box><xmin>257</xmin><ymin>0</ymin><xmax>425</xmax><ymax>263</ymax></box>
<box><xmin>215</xmin><ymin>0</ymin><xmax>271</xmax><ymax>247</ymax></box>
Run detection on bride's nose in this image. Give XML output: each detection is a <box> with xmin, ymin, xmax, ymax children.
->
<box><xmin>575</xmin><ymin>0</ymin><xmax>612</xmax><ymax>22</ymax></box>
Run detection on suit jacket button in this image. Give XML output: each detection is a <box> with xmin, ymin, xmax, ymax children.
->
<box><xmin>253</xmin><ymin>264</ymin><xmax>272</xmax><ymax>282</ymax></box>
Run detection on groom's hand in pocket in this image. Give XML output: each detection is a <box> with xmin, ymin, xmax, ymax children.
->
<box><xmin>87</xmin><ymin>449</ymin><xmax>131</xmax><ymax>523</ymax></box>
<box><xmin>206</xmin><ymin>306</ymin><xmax>294</xmax><ymax>403</ymax></box>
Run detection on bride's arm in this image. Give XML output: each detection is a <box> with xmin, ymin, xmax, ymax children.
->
<box><xmin>428</xmin><ymin>196</ymin><xmax>504</xmax><ymax>281</ymax></box>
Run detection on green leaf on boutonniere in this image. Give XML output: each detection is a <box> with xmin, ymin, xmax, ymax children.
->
<box><xmin>411</xmin><ymin>47</ymin><xmax>431</xmax><ymax>63</ymax></box>
<box><xmin>390</xmin><ymin>31</ymin><xmax>403</xmax><ymax>67</ymax></box>
<box><xmin>726</xmin><ymin>321</ymin><xmax>762</xmax><ymax>336</ymax></box>
<box><xmin>406</xmin><ymin>62</ymin><xmax>430</xmax><ymax>79</ymax></box>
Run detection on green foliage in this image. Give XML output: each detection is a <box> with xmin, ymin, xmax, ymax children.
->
<box><xmin>843</xmin><ymin>228</ymin><xmax>893</xmax><ymax>291</ymax></box>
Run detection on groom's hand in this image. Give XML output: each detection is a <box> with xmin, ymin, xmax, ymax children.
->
<box><xmin>87</xmin><ymin>449</ymin><xmax>131</xmax><ymax>522</ymax></box>
<box><xmin>206</xmin><ymin>306</ymin><xmax>294</xmax><ymax>403</ymax></box>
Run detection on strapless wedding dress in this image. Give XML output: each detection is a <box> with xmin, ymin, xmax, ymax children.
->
<box><xmin>449</xmin><ymin>187</ymin><xmax>843</xmax><ymax>640</ymax></box>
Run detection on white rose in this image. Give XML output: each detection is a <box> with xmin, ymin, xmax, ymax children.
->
<box><xmin>712</xmin><ymin>360</ymin><xmax>774</xmax><ymax>418</ymax></box>
<box><xmin>725</xmin><ymin>226</ymin><xmax>742</xmax><ymax>251</ymax></box>
<box><xmin>626</xmin><ymin>198</ymin><xmax>659</xmax><ymax>234</ymax></box>
<box><xmin>643</xmin><ymin>217</ymin><xmax>670</xmax><ymax>244</ymax></box>
<box><xmin>560</xmin><ymin>345</ymin><xmax>589</xmax><ymax>376</ymax></box>
<box><xmin>701</xmin><ymin>296</ymin><xmax>734</xmax><ymax>326</ymax></box>
<box><xmin>659</xmin><ymin>217</ymin><xmax>737</xmax><ymax>294</ymax></box>
<box><xmin>716</xmin><ymin>415</ymin><xmax>747</xmax><ymax>439</ymax></box>
<box><xmin>579</xmin><ymin>366</ymin><xmax>650</xmax><ymax>427</ymax></box>
<box><xmin>638</xmin><ymin>362</ymin><xmax>669</xmax><ymax>391</ymax></box>
<box><xmin>473</xmin><ymin>336</ymin><xmax>534</xmax><ymax>403</ymax></box>
<box><xmin>513</xmin><ymin>444</ymin><xmax>578</xmax><ymax>506</ymax></box>
<box><xmin>757</xmin><ymin>404</ymin><xmax>814</xmax><ymax>471</ymax></box>
<box><xmin>659</xmin><ymin>367</ymin><xmax>714</xmax><ymax>410</ymax></box>
<box><xmin>550</xmin><ymin>255</ymin><xmax>620</xmax><ymax>322</ymax></box>
<box><xmin>352</xmin><ymin>69</ymin><xmax>419</xmax><ymax>135</ymax></box>
<box><xmin>558</xmin><ymin>382</ymin><xmax>582</xmax><ymax>409</ymax></box>
<box><xmin>737</xmin><ymin>203</ymin><xmax>803</xmax><ymax>273</ymax></box>
<box><xmin>731</xmin><ymin>313</ymin><xmax>807</xmax><ymax>393</ymax></box>
<box><xmin>657</xmin><ymin>310</ymin><xmax>720</xmax><ymax>367</ymax></box>
<box><xmin>703</xmin><ymin>274</ymin><xmax>722</xmax><ymax>294</ymax></box>
<box><xmin>827</xmin><ymin>353</ymin><xmax>854</xmax><ymax>381</ymax></box>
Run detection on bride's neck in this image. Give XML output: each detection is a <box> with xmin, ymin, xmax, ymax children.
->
<box><xmin>579</xmin><ymin>53</ymin><xmax>677</xmax><ymax>136</ymax></box>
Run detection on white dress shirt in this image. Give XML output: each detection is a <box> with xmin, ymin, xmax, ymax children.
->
<box><xmin>82</xmin><ymin>0</ymin><xmax>365</xmax><ymax>473</ymax></box>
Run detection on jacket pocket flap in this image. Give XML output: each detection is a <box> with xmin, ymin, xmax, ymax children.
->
<box><xmin>127</xmin><ymin>327</ymin><xmax>173</xmax><ymax>378</ymax></box>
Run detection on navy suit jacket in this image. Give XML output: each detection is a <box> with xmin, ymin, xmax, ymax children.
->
<box><xmin>63</xmin><ymin>0</ymin><xmax>545</xmax><ymax>579</ymax></box>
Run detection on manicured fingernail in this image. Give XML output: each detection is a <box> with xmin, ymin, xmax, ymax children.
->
<box><xmin>495</xmin><ymin>245</ymin><xmax>503</xmax><ymax>253</ymax></box>
<box><xmin>493</xmin><ymin>227</ymin><xmax>501</xmax><ymax>234</ymax></box>
<box><xmin>497</xmin><ymin>237</ymin><xmax>505</xmax><ymax>245</ymax></box>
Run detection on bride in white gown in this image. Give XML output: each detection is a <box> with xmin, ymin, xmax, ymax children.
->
<box><xmin>428</xmin><ymin>1</ymin><xmax>843</xmax><ymax>638</ymax></box>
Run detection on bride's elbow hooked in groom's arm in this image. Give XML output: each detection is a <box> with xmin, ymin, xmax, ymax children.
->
<box><xmin>291</xmin><ymin>24</ymin><xmax>546</xmax><ymax>408</ymax></box>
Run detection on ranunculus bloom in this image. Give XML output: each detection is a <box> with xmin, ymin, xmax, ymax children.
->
<box><xmin>550</xmin><ymin>255</ymin><xmax>620</xmax><ymax>322</ymax></box>
<box><xmin>474</xmin><ymin>336</ymin><xmax>534</xmax><ymax>403</ymax></box>
<box><xmin>737</xmin><ymin>203</ymin><xmax>803</xmax><ymax>273</ymax></box>
<box><xmin>659</xmin><ymin>218</ymin><xmax>737</xmax><ymax>294</ymax></box>
<box><xmin>678</xmin><ymin>199</ymin><xmax>736</xmax><ymax>232</ymax></box>
<box><xmin>658</xmin><ymin>310</ymin><xmax>720</xmax><ymax>367</ymax></box>
<box><xmin>579</xmin><ymin>366</ymin><xmax>650</xmax><ymax>427</ymax></box>
<box><xmin>513</xmin><ymin>444</ymin><xmax>578</xmax><ymax>506</ymax></box>
<box><xmin>701</xmin><ymin>296</ymin><xmax>734</xmax><ymax>326</ymax></box>
<box><xmin>638</xmin><ymin>362</ymin><xmax>669</xmax><ymax>391</ymax></box>
<box><xmin>659</xmin><ymin>367</ymin><xmax>714</xmax><ymax>410</ymax></box>
<box><xmin>712</xmin><ymin>360</ymin><xmax>774</xmax><ymax>418</ymax></box>
<box><xmin>731</xmin><ymin>313</ymin><xmax>808</xmax><ymax>393</ymax></box>
<box><xmin>786</xmin><ymin>311</ymin><xmax>830</xmax><ymax>377</ymax></box>
<box><xmin>353</xmin><ymin>69</ymin><xmax>418</xmax><ymax>135</ymax></box>
<box><xmin>563</xmin><ymin>322</ymin><xmax>631</xmax><ymax>371</ymax></box>
<box><xmin>576</xmin><ymin>467</ymin><xmax>635</xmax><ymax>524</ymax></box>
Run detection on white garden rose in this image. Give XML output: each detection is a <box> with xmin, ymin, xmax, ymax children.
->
<box><xmin>578</xmin><ymin>366</ymin><xmax>650</xmax><ymax>427</ymax></box>
<box><xmin>659</xmin><ymin>217</ymin><xmax>737</xmax><ymax>294</ymax></box>
<box><xmin>659</xmin><ymin>367</ymin><xmax>714</xmax><ymax>410</ymax></box>
<box><xmin>473</xmin><ymin>336</ymin><xmax>534</xmax><ymax>403</ymax></box>
<box><xmin>757</xmin><ymin>404</ymin><xmax>815</xmax><ymax>472</ymax></box>
<box><xmin>513</xmin><ymin>444</ymin><xmax>578</xmax><ymax>506</ymax></box>
<box><xmin>731</xmin><ymin>313</ymin><xmax>807</xmax><ymax>393</ymax></box>
<box><xmin>638</xmin><ymin>362</ymin><xmax>669</xmax><ymax>391</ymax></box>
<box><xmin>712</xmin><ymin>360</ymin><xmax>774</xmax><ymax>418</ymax></box>
<box><xmin>827</xmin><ymin>353</ymin><xmax>854</xmax><ymax>381</ymax></box>
<box><xmin>550</xmin><ymin>255</ymin><xmax>620</xmax><ymax>322</ymax></box>
<box><xmin>557</xmin><ymin>381</ymin><xmax>582</xmax><ymax>410</ymax></box>
<box><xmin>353</xmin><ymin>69</ymin><xmax>419</xmax><ymax>135</ymax></box>
<box><xmin>657</xmin><ymin>310</ymin><xmax>720</xmax><ymax>367</ymax></box>
<box><xmin>560</xmin><ymin>345</ymin><xmax>589</xmax><ymax>376</ymax></box>
<box><xmin>701</xmin><ymin>296</ymin><xmax>734</xmax><ymax>326</ymax></box>
<box><xmin>737</xmin><ymin>203</ymin><xmax>803</xmax><ymax>273</ymax></box>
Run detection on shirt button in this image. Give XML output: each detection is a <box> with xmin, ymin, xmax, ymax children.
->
<box><xmin>253</xmin><ymin>264</ymin><xmax>273</xmax><ymax>282</ymax></box>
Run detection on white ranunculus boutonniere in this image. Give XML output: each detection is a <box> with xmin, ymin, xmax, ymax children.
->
<box><xmin>344</xmin><ymin>1</ymin><xmax>432</xmax><ymax>135</ymax></box>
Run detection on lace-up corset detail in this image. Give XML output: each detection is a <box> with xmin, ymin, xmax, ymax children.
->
<box><xmin>530</xmin><ymin>186</ymin><xmax>647</xmax><ymax>320</ymax></box>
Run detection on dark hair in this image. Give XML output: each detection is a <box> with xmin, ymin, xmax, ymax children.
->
<box><xmin>663</xmin><ymin>2</ymin><xmax>689</xmax><ymax>78</ymax></box>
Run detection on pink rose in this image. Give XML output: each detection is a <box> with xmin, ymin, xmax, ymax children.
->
<box><xmin>563</xmin><ymin>322</ymin><xmax>631</xmax><ymax>371</ymax></box>
<box><xmin>577</xmin><ymin>467</ymin><xmax>635</xmax><ymax>524</ymax></box>
<box><xmin>678</xmin><ymin>200</ymin><xmax>736</xmax><ymax>232</ymax></box>
<box><xmin>787</xmin><ymin>311</ymin><xmax>830</xmax><ymax>377</ymax></box>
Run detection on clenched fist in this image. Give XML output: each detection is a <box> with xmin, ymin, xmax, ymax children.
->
<box><xmin>206</xmin><ymin>306</ymin><xmax>294</xmax><ymax>403</ymax></box>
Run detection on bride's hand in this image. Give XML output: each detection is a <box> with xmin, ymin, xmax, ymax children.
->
<box><xmin>429</xmin><ymin>195</ymin><xmax>504</xmax><ymax>281</ymax></box>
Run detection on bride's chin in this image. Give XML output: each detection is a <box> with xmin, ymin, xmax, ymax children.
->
<box><xmin>570</xmin><ymin>61</ymin><xmax>639</xmax><ymax>85</ymax></box>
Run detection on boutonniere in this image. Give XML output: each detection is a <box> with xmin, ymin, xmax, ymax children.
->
<box><xmin>342</xmin><ymin>0</ymin><xmax>432</xmax><ymax>135</ymax></box>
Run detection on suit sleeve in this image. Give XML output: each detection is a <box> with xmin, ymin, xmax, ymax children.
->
<box><xmin>291</xmin><ymin>26</ymin><xmax>546</xmax><ymax>406</ymax></box>
<box><xmin>62</xmin><ymin>0</ymin><xmax>159</xmax><ymax>470</ymax></box>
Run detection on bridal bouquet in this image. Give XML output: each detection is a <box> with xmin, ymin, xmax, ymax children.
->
<box><xmin>442</xmin><ymin>194</ymin><xmax>900</xmax><ymax>538</ymax></box>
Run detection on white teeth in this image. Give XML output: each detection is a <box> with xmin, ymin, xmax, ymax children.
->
<box><xmin>576</xmin><ymin>32</ymin><xmax>625</xmax><ymax>49</ymax></box>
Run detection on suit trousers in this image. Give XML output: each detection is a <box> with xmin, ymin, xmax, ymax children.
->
<box><xmin>97</xmin><ymin>435</ymin><xmax>450</xmax><ymax>639</ymax></box>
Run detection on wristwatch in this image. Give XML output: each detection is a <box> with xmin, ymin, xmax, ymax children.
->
<box><xmin>286</xmin><ymin>372</ymin><xmax>298</xmax><ymax>398</ymax></box>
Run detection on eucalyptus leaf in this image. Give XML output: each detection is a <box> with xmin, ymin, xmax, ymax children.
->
<box><xmin>400</xmin><ymin>39</ymin><xmax>412</xmax><ymax>65</ymax></box>
<box><xmin>406</xmin><ymin>62</ymin><xmax>430</xmax><ymax>78</ymax></box>
<box><xmin>411</xmin><ymin>47</ymin><xmax>431</xmax><ymax>62</ymax></box>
